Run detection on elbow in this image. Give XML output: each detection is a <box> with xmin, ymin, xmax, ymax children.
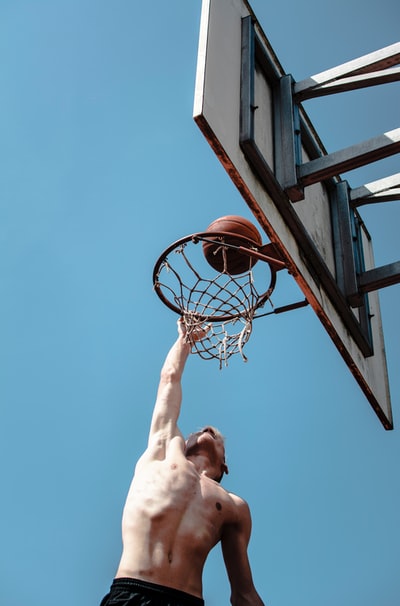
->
<box><xmin>230</xmin><ymin>588</ymin><xmax>265</xmax><ymax>606</ymax></box>
<box><xmin>160</xmin><ymin>343</ymin><xmax>190</xmax><ymax>383</ymax></box>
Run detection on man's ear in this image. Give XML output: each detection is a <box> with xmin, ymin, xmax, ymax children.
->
<box><xmin>222</xmin><ymin>462</ymin><xmax>229</xmax><ymax>476</ymax></box>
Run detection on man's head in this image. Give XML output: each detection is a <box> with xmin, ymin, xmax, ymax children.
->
<box><xmin>184</xmin><ymin>426</ymin><xmax>229</xmax><ymax>483</ymax></box>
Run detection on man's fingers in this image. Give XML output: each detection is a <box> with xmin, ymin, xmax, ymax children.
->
<box><xmin>190</xmin><ymin>324</ymin><xmax>211</xmax><ymax>342</ymax></box>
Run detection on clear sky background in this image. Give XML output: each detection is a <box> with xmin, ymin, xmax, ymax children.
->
<box><xmin>1</xmin><ymin>1</ymin><xmax>399</xmax><ymax>605</ymax></box>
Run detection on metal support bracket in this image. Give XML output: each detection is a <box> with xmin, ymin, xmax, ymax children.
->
<box><xmin>331</xmin><ymin>181</ymin><xmax>373</xmax><ymax>347</ymax></box>
<box><xmin>298</xmin><ymin>129</ymin><xmax>400</xmax><ymax>188</ymax></box>
<box><xmin>359</xmin><ymin>262</ymin><xmax>400</xmax><ymax>293</ymax></box>
<box><xmin>350</xmin><ymin>173</ymin><xmax>400</xmax><ymax>206</ymax></box>
<box><xmin>275</xmin><ymin>42</ymin><xmax>400</xmax><ymax>200</ymax></box>
<box><xmin>294</xmin><ymin>42</ymin><xmax>400</xmax><ymax>101</ymax></box>
<box><xmin>274</xmin><ymin>74</ymin><xmax>304</xmax><ymax>201</ymax></box>
<box><xmin>332</xmin><ymin>180</ymin><xmax>400</xmax><ymax>306</ymax></box>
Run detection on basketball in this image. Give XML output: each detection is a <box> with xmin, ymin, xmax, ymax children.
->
<box><xmin>202</xmin><ymin>215</ymin><xmax>262</xmax><ymax>275</ymax></box>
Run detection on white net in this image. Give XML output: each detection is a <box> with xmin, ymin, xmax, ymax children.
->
<box><xmin>182</xmin><ymin>310</ymin><xmax>253</xmax><ymax>368</ymax></box>
<box><xmin>153</xmin><ymin>234</ymin><xmax>277</xmax><ymax>367</ymax></box>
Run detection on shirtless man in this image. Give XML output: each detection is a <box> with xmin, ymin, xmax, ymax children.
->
<box><xmin>100</xmin><ymin>320</ymin><xmax>264</xmax><ymax>606</ymax></box>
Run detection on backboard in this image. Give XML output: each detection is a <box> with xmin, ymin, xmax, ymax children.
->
<box><xmin>193</xmin><ymin>0</ymin><xmax>394</xmax><ymax>429</ymax></box>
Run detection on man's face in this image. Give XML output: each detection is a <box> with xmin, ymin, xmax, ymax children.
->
<box><xmin>184</xmin><ymin>426</ymin><xmax>228</xmax><ymax>478</ymax></box>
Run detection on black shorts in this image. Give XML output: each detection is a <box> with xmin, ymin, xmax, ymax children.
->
<box><xmin>100</xmin><ymin>577</ymin><xmax>205</xmax><ymax>606</ymax></box>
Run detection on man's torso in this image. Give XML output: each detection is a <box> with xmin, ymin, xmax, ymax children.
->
<box><xmin>115</xmin><ymin>437</ymin><xmax>237</xmax><ymax>598</ymax></box>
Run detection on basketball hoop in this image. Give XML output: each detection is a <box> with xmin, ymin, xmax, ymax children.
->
<box><xmin>152</xmin><ymin>216</ymin><xmax>286</xmax><ymax>367</ymax></box>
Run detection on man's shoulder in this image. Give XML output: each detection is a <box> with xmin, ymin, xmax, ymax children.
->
<box><xmin>226</xmin><ymin>490</ymin><xmax>249</xmax><ymax>512</ymax></box>
<box><xmin>216</xmin><ymin>485</ymin><xmax>250</xmax><ymax>520</ymax></box>
<box><xmin>218</xmin><ymin>489</ymin><xmax>252</xmax><ymax>534</ymax></box>
<box><xmin>137</xmin><ymin>430</ymin><xmax>186</xmax><ymax>465</ymax></box>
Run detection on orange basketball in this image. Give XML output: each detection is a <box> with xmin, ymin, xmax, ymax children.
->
<box><xmin>202</xmin><ymin>215</ymin><xmax>262</xmax><ymax>275</ymax></box>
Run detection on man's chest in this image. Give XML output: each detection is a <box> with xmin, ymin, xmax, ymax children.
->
<box><xmin>128</xmin><ymin>460</ymin><xmax>231</xmax><ymax>527</ymax></box>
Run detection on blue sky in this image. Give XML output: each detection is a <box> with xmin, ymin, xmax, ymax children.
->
<box><xmin>1</xmin><ymin>1</ymin><xmax>399</xmax><ymax>605</ymax></box>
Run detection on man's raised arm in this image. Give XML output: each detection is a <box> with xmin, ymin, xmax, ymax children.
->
<box><xmin>148</xmin><ymin>319</ymin><xmax>191</xmax><ymax>443</ymax></box>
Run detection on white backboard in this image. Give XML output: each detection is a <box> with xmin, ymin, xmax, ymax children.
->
<box><xmin>193</xmin><ymin>0</ymin><xmax>392</xmax><ymax>428</ymax></box>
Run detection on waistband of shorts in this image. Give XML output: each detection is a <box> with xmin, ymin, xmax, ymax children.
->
<box><xmin>111</xmin><ymin>577</ymin><xmax>204</xmax><ymax>606</ymax></box>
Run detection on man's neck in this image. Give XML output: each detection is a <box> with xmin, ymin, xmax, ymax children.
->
<box><xmin>186</xmin><ymin>454</ymin><xmax>217</xmax><ymax>481</ymax></box>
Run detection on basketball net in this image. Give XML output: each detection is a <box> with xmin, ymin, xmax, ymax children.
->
<box><xmin>153</xmin><ymin>236</ymin><xmax>277</xmax><ymax>368</ymax></box>
<box><xmin>183</xmin><ymin>311</ymin><xmax>253</xmax><ymax>368</ymax></box>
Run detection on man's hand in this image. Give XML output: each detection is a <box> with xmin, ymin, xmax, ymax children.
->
<box><xmin>177</xmin><ymin>317</ymin><xmax>187</xmax><ymax>339</ymax></box>
<box><xmin>178</xmin><ymin>317</ymin><xmax>210</xmax><ymax>343</ymax></box>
